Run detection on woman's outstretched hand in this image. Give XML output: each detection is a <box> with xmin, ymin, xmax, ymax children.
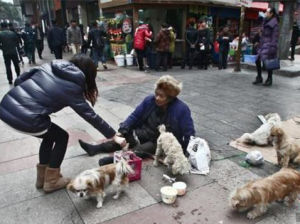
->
<box><xmin>113</xmin><ymin>135</ymin><xmax>127</xmax><ymax>148</ymax></box>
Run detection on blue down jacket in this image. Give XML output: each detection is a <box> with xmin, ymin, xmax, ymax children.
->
<box><xmin>119</xmin><ymin>95</ymin><xmax>195</xmax><ymax>150</ymax></box>
<box><xmin>0</xmin><ymin>60</ymin><xmax>116</xmax><ymax>138</ymax></box>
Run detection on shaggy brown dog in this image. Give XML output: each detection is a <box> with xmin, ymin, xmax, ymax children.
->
<box><xmin>229</xmin><ymin>168</ymin><xmax>300</xmax><ymax>219</ymax></box>
<box><xmin>270</xmin><ymin>126</ymin><xmax>300</xmax><ymax>167</ymax></box>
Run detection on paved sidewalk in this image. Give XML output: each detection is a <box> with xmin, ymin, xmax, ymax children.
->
<box><xmin>1</xmin><ymin>46</ymin><xmax>300</xmax><ymax>224</ymax></box>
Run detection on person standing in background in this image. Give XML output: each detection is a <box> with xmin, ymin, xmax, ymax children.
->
<box><xmin>35</xmin><ymin>23</ymin><xmax>44</xmax><ymax>59</ymax></box>
<box><xmin>168</xmin><ymin>26</ymin><xmax>176</xmax><ymax>69</ymax></box>
<box><xmin>217</xmin><ymin>27</ymin><xmax>232</xmax><ymax>70</ymax></box>
<box><xmin>197</xmin><ymin>21</ymin><xmax>210</xmax><ymax>70</ymax></box>
<box><xmin>181</xmin><ymin>22</ymin><xmax>198</xmax><ymax>70</ymax></box>
<box><xmin>22</xmin><ymin>22</ymin><xmax>37</xmax><ymax>64</ymax></box>
<box><xmin>67</xmin><ymin>20</ymin><xmax>82</xmax><ymax>55</ymax></box>
<box><xmin>0</xmin><ymin>21</ymin><xmax>20</xmax><ymax>84</ymax></box>
<box><xmin>290</xmin><ymin>22</ymin><xmax>300</xmax><ymax>61</ymax></box>
<box><xmin>47</xmin><ymin>20</ymin><xmax>65</xmax><ymax>59</ymax></box>
<box><xmin>155</xmin><ymin>23</ymin><xmax>170</xmax><ymax>71</ymax></box>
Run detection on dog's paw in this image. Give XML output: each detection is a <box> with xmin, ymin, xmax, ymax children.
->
<box><xmin>247</xmin><ymin>211</ymin><xmax>259</xmax><ymax>220</ymax></box>
<box><xmin>96</xmin><ymin>202</ymin><xmax>103</xmax><ymax>208</ymax></box>
<box><xmin>153</xmin><ymin>160</ymin><xmax>159</xmax><ymax>167</ymax></box>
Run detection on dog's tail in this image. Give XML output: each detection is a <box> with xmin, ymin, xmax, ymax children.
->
<box><xmin>158</xmin><ymin>124</ymin><xmax>166</xmax><ymax>134</ymax></box>
<box><xmin>116</xmin><ymin>158</ymin><xmax>134</xmax><ymax>176</ymax></box>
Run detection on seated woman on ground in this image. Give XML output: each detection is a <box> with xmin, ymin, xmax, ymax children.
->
<box><xmin>79</xmin><ymin>75</ymin><xmax>195</xmax><ymax>165</ymax></box>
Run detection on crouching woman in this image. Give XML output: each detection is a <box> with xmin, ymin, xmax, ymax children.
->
<box><xmin>0</xmin><ymin>54</ymin><xmax>123</xmax><ymax>193</ymax></box>
<box><xmin>79</xmin><ymin>75</ymin><xmax>195</xmax><ymax>165</ymax></box>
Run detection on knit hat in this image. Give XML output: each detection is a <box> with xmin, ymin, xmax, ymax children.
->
<box><xmin>155</xmin><ymin>75</ymin><xmax>182</xmax><ymax>97</ymax></box>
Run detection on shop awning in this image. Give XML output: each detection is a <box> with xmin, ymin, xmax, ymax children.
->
<box><xmin>251</xmin><ymin>2</ymin><xmax>283</xmax><ymax>13</ymax></box>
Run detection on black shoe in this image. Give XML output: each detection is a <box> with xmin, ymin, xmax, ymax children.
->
<box><xmin>99</xmin><ymin>156</ymin><xmax>114</xmax><ymax>166</ymax></box>
<box><xmin>252</xmin><ymin>77</ymin><xmax>263</xmax><ymax>85</ymax></box>
<box><xmin>103</xmin><ymin>64</ymin><xmax>108</xmax><ymax>70</ymax></box>
<box><xmin>263</xmin><ymin>78</ymin><xmax>272</xmax><ymax>86</ymax></box>
<box><xmin>8</xmin><ymin>81</ymin><xmax>12</xmax><ymax>85</ymax></box>
<box><xmin>39</xmin><ymin>55</ymin><xmax>43</xmax><ymax>59</ymax></box>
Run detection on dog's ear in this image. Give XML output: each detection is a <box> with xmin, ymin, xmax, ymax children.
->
<box><xmin>86</xmin><ymin>180</ymin><xmax>94</xmax><ymax>190</ymax></box>
<box><xmin>67</xmin><ymin>182</ymin><xmax>75</xmax><ymax>192</ymax></box>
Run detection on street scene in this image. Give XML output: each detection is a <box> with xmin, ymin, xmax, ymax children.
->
<box><xmin>1</xmin><ymin>0</ymin><xmax>300</xmax><ymax>224</ymax></box>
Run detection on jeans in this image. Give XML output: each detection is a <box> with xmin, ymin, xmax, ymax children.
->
<box><xmin>91</xmin><ymin>47</ymin><xmax>106</xmax><ymax>67</ymax></box>
<box><xmin>156</xmin><ymin>51</ymin><xmax>168</xmax><ymax>71</ymax></box>
<box><xmin>37</xmin><ymin>123</ymin><xmax>69</xmax><ymax>168</ymax></box>
<box><xmin>3</xmin><ymin>53</ymin><xmax>20</xmax><ymax>82</ymax></box>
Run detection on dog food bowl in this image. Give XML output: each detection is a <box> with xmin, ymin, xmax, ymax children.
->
<box><xmin>172</xmin><ymin>182</ymin><xmax>187</xmax><ymax>196</ymax></box>
<box><xmin>160</xmin><ymin>186</ymin><xmax>177</xmax><ymax>204</ymax></box>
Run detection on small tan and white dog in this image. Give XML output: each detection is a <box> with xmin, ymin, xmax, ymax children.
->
<box><xmin>153</xmin><ymin>125</ymin><xmax>190</xmax><ymax>175</ymax></box>
<box><xmin>229</xmin><ymin>168</ymin><xmax>300</xmax><ymax>219</ymax></box>
<box><xmin>237</xmin><ymin>113</ymin><xmax>281</xmax><ymax>146</ymax></box>
<box><xmin>270</xmin><ymin>126</ymin><xmax>300</xmax><ymax>167</ymax></box>
<box><xmin>67</xmin><ymin>158</ymin><xmax>134</xmax><ymax>208</ymax></box>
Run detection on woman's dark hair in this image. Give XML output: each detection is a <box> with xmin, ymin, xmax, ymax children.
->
<box><xmin>268</xmin><ymin>7</ymin><xmax>280</xmax><ymax>22</ymax></box>
<box><xmin>70</xmin><ymin>54</ymin><xmax>98</xmax><ymax>106</ymax></box>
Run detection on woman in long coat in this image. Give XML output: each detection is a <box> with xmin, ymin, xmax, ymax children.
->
<box><xmin>253</xmin><ymin>8</ymin><xmax>279</xmax><ymax>86</ymax></box>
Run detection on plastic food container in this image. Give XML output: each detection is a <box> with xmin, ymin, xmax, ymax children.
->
<box><xmin>172</xmin><ymin>182</ymin><xmax>187</xmax><ymax>196</ymax></box>
<box><xmin>160</xmin><ymin>186</ymin><xmax>177</xmax><ymax>204</ymax></box>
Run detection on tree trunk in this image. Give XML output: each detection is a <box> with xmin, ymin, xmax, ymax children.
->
<box><xmin>279</xmin><ymin>1</ymin><xmax>296</xmax><ymax>59</ymax></box>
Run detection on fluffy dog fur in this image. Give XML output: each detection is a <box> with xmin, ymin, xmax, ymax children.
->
<box><xmin>270</xmin><ymin>126</ymin><xmax>300</xmax><ymax>167</ymax></box>
<box><xmin>229</xmin><ymin>168</ymin><xmax>300</xmax><ymax>219</ymax></box>
<box><xmin>237</xmin><ymin>113</ymin><xmax>281</xmax><ymax>146</ymax></box>
<box><xmin>67</xmin><ymin>159</ymin><xmax>134</xmax><ymax>208</ymax></box>
<box><xmin>153</xmin><ymin>125</ymin><xmax>190</xmax><ymax>175</ymax></box>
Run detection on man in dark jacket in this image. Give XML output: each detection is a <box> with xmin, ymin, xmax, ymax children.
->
<box><xmin>290</xmin><ymin>22</ymin><xmax>299</xmax><ymax>61</ymax></box>
<box><xmin>79</xmin><ymin>75</ymin><xmax>195</xmax><ymax>166</ymax></box>
<box><xmin>34</xmin><ymin>23</ymin><xmax>44</xmax><ymax>59</ymax></box>
<box><xmin>87</xmin><ymin>21</ymin><xmax>108</xmax><ymax>70</ymax></box>
<box><xmin>217</xmin><ymin>27</ymin><xmax>232</xmax><ymax>70</ymax></box>
<box><xmin>47</xmin><ymin>20</ymin><xmax>65</xmax><ymax>59</ymax></box>
<box><xmin>0</xmin><ymin>22</ymin><xmax>20</xmax><ymax>84</ymax></box>
<box><xmin>182</xmin><ymin>22</ymin><xmax>198</xmax><ymax>70</ymax></box>
<box><xmin>22</xmin><ymin>22</ymin><xmax>37</xmax><ymax>64</ymax></box>
<box><xmin>197</xmin><ymin>21</ymin><xmax>211</xmax><ymax>70</ymax></box>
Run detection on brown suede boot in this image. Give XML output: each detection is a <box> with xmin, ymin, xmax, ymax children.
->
<box><xmin>43</xmin><ymin>167</ymin><xmax>70</xmax><ymax>193</ymax></box>
<box><xmin>36</xmin><ymin>164</ymin><xmax>48</xmax><ymax>189</ymax></box>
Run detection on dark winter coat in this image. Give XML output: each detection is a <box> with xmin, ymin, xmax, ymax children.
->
<box><xmin>0</xmin><ymin>60</ymin><xmax>116</xmax><ymax>138</ymax></box>
<box><xmin>87</xmin><ymin>27</ymin><xmax>106</xmax><ymax>49</ymax></box>
<box><xmin>0</xmin><ymin>29</ymin><xmax>19</xmax><ymax>55</ymax></box>
<box><xmin>155</xmin><ymin>28</ymin><xmax>170</xmax><ymax>52</ymax></box>
<box><xmin>185</xmin><ymin>27</ymin><xmax>198</xmax><ymax>48</ymax></box>
<box><xmin>47</xmin><ymin>25</ymin><xmax>66</xmax><ymax>49</ymax></box>
<box><xmin>291</xmin><ymin>23</ymin><xmax>300</xmax><ymax>46</ymax></box>
<box><xmin>119</xmin><ymin>95</ymin><xmax>195</xmax><ymax>150</ymax></box>
<box><xmin>217</xmin><ymin>34</ymin><xmax>232</xmax><ymax>52</ymax></box>
<box><xmin>198</xmin><ymin>28</ymin><xmax>210</xmax><ymax>52</ymax></box>
<box><xmin>134</xmin><ymin>24</ymin><xmax>152</xmax><ymax>50</ymax></box>
<box><xmin>258</xmin><ymin>17</ymin><xmax>279</xmax><ymax>61</ymax></box>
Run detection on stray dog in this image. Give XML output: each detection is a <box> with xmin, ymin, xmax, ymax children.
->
<box><xmin>237</xmin><ymin>113</ymin><xmax>281</xmax><ymax>146</ymax></box>
<box><xmin>270</xmin><ymin>126</ymin><xmax>300</xmax><ymax>167</ymax></box>
<box><xmin>67</xmin><ymin>158</ymin><xmax>134</xmax><ymax>208</ymax></box>
<box><xmin>153</xmin><ymin>125</ymin><xmax>190</xmax><ymax>175</ymax></box>
<box><xmin>229</xmin><ymin>168</ymin><xmax>300</xmax><ymax>219</ymax></box>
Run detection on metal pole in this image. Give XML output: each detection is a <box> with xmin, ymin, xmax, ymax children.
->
<box><xmin>234</xmin><ymin>6</ymin><xmax>245</xmax><ymax>72</ymax></box>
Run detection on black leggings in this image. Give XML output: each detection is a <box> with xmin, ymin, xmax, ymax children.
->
<box><xmin>37</xmin><ymin>123</ymin><xmax>69</xmax><ymax>168</ymax></box>
<box><xmin>256</xmin><ymin>57</ymin><xmax>273</xmax><ymax>78</ymax></box>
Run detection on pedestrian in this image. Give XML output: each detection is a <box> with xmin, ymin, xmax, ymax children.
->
<box><xmin>133</xmin><ymin>23</ymin><xmax>152</xmax><ymax>71</ymax></box>
<box><xmin>241</xmin><ymin>32</ymin><xmax>249</xmax><ymax>60</ymax></box>
<box><xmin>217</xmin><ymin>27</ymin><xmax>232</xmax><ymax>70</ymax></box>
<box><xmin>47</xmin><ymin>20</ymin><xmax>65</xmax><ymax>59</ymax></box>
<box><xmin>0</xmin><ymin>21</ymin><xmax>20</xmax><ymax>84</ymax></box>
<box><xmin>0</xmin><ymin>54</ymin><xmax>125</xmax><ymax>193</ymax></box>
<box><xmin>22</xmin><ymin>22</ymin><xmax>37</xmax><ymax>64</ymax></box>
<box><xmin>197</xmin><ymin>21</ymin><xmax>210</xmax><ymax>70</ymax></box>
<box><xmin>8</xmin><ymin>22</ymin><xmax>24</xmax><ymax>65</ymax></box>
<box><xmin>155</xmin><ymin>23</ymin><xmax>171</xmax><ymax>71</ymax></box>
<box><xmin>67</xmin><ymin>20</ymin><xmax>82</xmax><ymax>55</ymax></box>
<box><xmin>253</xmin><ymin>7</ymin><xmax>279</xmax><ymax>86</ymax></box>
<box><xmin>79</xmin><ymin>24</ymin><xmax>88</xmax><ymax>54</ymax></box>
<box><xmin>88</xmin><ymin>21</ymin><xmax>108</xmax><ymax>70</ymax></box>
<box><xmin>290</xmin><ymin>22</ymin><xmax>299</xmax><ymax>61</ymax></box>
<box><xmin>168</xmin><ymin>26</ymin><xmax>176</xmax><ymax>69</ymax></box>
<box><xmin>181</xmin><ymin>21</ymin><xmax>198</xmax><ymax>70</ymax></box>
<box><xmin>78</xmin><ymin>75</ymin><xmax>195</xmax><ymax>166</ymax></box>
<box><xmin>35</xmin><ymin>23</ymin><xmax>44</xmax><ymax>59</ymax></box>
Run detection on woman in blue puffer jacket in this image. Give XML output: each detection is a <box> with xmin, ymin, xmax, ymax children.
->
<box><xmin>79</xmin><ymin>75</ymin><xmax>195</xmax><ymax>165</ymax></box>
<box><xmin>0</xmin><ymin>54</ymin><xmax>123</xmax><ymax>193</ymax></box>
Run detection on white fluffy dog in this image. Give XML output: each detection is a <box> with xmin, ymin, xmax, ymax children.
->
<box><xmin>153</xmin><ymin>125</ymin><xmax>190</xmax><ymax>175</ymax></box>
<box><xmin>237</xmin><ymin>113</ymin><xmax>281</xmax><ymax>146</ymax></box>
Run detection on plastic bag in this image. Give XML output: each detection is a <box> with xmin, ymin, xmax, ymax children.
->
<box><xmin>245</xmin><ymin>151</ymin><xmax>264</xmax><ymax>166</ymax></box>
<box><xmin>187</xmin><ymin>136</ymin><xmax>211</xmax><ymax>175</ymax></box>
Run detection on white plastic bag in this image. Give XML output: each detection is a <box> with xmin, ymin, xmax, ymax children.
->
<box><xmin>245</xmin><ymin>151</ymin><xmax>264</xmax><ymax>166</ymax></box>
<box><xmin>187</xmin><ymin>136</ymin><xmax>211</xmax><ymax>175</ymax></box>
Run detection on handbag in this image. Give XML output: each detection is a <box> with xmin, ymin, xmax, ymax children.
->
<box><xmin>264</xmin><ymin>58</ymin><xmax>280</xmax><ymax>71</ymax></box>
